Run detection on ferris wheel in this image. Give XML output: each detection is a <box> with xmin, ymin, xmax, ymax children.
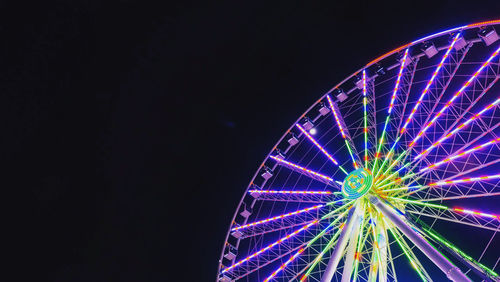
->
<box><xmin>217</xmin><ymin>20</ymin><xmax>500</xmax><ymax>282</ymax></box>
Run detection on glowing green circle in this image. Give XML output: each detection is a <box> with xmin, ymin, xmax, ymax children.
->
<box><xmin>342</xmin><ymin>168</ymin><xmax>373</xmax><ymax>199</ymax></box>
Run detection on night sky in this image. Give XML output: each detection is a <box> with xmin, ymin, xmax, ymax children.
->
<box><xmin>3</xmin><ymin>1</ymin><xmax>500</xmax><ymax>281</ymax></box>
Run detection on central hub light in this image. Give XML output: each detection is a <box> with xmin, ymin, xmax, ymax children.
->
<box><xmin>342</xmin><ymin>168</ymin><xmax>373</xmax><ymax>199</ymax></box>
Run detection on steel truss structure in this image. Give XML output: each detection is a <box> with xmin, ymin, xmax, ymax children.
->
<box><xmin>218</xmin><ymin>20</ymin><xmax>500</xmax><ymax>281</ymax></box>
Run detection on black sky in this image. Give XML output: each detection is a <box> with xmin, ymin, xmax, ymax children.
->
<box><xmin>2</xmin><ymin>1</ymin><xmax>500</xmax><ymax>281</ymax></box>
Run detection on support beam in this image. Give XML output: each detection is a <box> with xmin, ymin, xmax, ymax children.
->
<box><xmin>369</xmin><ymin>196</ymin><xmax>470</xmax><ymax>282</ymax></box>
<box><xmin>321</xmin><ymin>205</ymin><xmax>361</xmax><ymax>282</ymax></box>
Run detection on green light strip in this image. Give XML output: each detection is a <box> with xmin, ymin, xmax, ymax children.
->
<box><xmin>388</xmin><ymin>227</ymin><xmax>427</xmax><ymax>281</ymax></box>
<box><xmin>352</xmin><ymin>215</ymin><xmax>369</xmax><ymax>282</ymax></box>
<box><xmin>345</xmin><ymin>139</ymin><xmax>359</xmax><ymax>170</ymax></box>
<box><xmin>372</xmin><ymin>116</ymin><xmax>390</xmax><ymax>173</ymax></box>
<box><xmin>423</xmin><ymin>227</ymin><xmax>499</xmax><ymax>278</ymax></box>
<box><xmin>388</xmin><ymin>197</ymin><xmax>447</xmax><ymax>210</ymax></box>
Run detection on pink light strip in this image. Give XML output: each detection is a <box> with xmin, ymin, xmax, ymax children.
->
<box><xmin>421</xmin><ymin>137</ymin><xmax>500</xmax><ymax>172</ymax></box>
<box><xmin>389</xmin><ymin>48</ymin><xmax>409</xmax><ymax>114</ymax></box>
<box><xmin>453</xmin><ymin>208</ymin><xmax>499</xmax><ymax>220</ymax></box>
<box><xmin>400</xmin><ymin>32</ymin><xmax>462</xmax><ymax>134</ymax></box>
<box><xmin>327</xmin><ymin>95</ymin><xmax>346</xmax><ymax>138</ymax></box>
<box><xmin>270</xmin><ymin>155</ymin><xmax>334</xmax><ymax>182</ymax></box>
<box><xmin>417</xmin><ymin>97</ymin><xmax>500</xmax><ymax>159</ymax></box>
<box><xmin>249</xmin><ymin>190</ymin><xmax>332</xmax><ymax>195</ymax></box>
<box><xmin>429</xmin><ymin>173</ymin><xmax>500</xmax><ymax>186</ymax></box>
<box><xmin>264</xmin><ymin>247</ymin><xmax>305</xmax><ymax>282</ymax></box>
<box><xmin>223</xmin><ymin>220</ymin><xmax>318</xmax><ymax>273</ymax></box>
<box><xmin>409</xmin><ymin>44</ymin><xmax>500</xmax><ymax>147</ymax></box>
<box><xmin>363</xmin><ymin>70</ymin><xmax>368</xmax><ymax>167</ymax></box>
<box><xmin>296</xmin><ymin>124</ymin><xmax>339</xmax><ymax>166</ymax></box>
<box><xmin>231</xmin><ymin>204</ymin><xmax>324</xmax><ymax>231</ymax></box>
<box><xmin>327</xmin><ymin>94</ymin><xmax>358</xmax><ymax>169</ymax></box>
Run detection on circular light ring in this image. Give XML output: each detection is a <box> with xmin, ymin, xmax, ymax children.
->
<box><xmin>342</xmin><ymin>168</ymin><xmax>373</xmax><ymax>199</ymax></box>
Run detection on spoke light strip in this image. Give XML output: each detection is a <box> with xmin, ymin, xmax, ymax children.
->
<box><xmin>423</xmin><ymin>227</ymin><xmax>500</xmax><ymax>278</ymax></box>
<box><xmin>296</xmin><ymin>124</ymin><xmax>348</xmax><ymax>175</ymax></box>
<box><xmin>417</xmin><ymin>97</ymin><xmax>500</xmax><ymax>159</ymax></box>
<box><xmin>248</xmin><ymin>190</ymin><xmax>332</xmax><ymax>195</ymax></box>
<box><xmin>401</xmin><ymin>199</ymin><xmax>499</xmax><ymax>220</ymax></box>
<box><xmin>231</xmin><ymin>204</ymin><xmax>324</xmax><ymax>231</ymax></box>
<box><xmin>327</xmin><ymin>94</ymin><xmax>359</xmax><ymax>169</ymax></box>
<box><xmin>222</xmin><ymin>220</ymin><xmax>318</xmax><ymax>273</ymax></box>
<box><xmin>266</xmin><ymin>211</ymin><xmax>348</xmax><ymax>282</ymax></box>
<box><xmin>429</xmin><ymin>173</ymin><xmax>500</xmax><ymax>186</ymax></box>
<box><xmin>375</xmin><ymin>34</ymin><xmax>460</xmax><ymax>178</ymax></box>
<box><xmin>373</xmin><ymin>48</ymin><xmax>409</xmax><ymax>173</ymax></box>
<box><xmin>270</xmin><ymin>155</ymin><xmax>335</xmax><ymax>182</ymax></box>
<box><xmin>421</xmin><ymin>137</ymin><xmax>500</xmax><ymax>172</ymax></box>
<box><xmin>400</xmin><ymin>32</ymin><xmax>461</xmax><ymax>134</ymax></box>
<box><xmin>387</xmin><ymin>227</ymin><xmax>427</xmax><ymax>281</ymax></box>
<box><xmin>409</xmin><ymin>44</ymin><xmax>500</xmax><ymax>148</ymax></box>
<box><xmin>452</xmin><ymin>208</ymin><xmax>499</xmax><ymax>220</ymax></box>
<box><xmin>300</xmin><ymin>226</ymin><xmax>344</xmax><ymax>281</ymax></box>
<box><xmin>363</xmin><ymin>70</ymin><xmax>369</xmax><ymax>167</ymax></box>
<box><xmin>264</xmin><ymin>247</ymin><xmax>305</xmax><ymax>282</ymax></box>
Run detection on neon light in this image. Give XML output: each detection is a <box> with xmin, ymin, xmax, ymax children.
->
<box><xmin>296</xmin><ymin>124</ymin><xmax>346</xmax><ymax>174</ymax></box>
<box><xmin>270</xmin><ymin>155</ymin><xmax>335</xmax><ymax>182</ymax></box>
<box><xmin>429</xmin><ymin>173</ymin><xmax>500</xmax><ymax>186</ymax></box>
<box><xmin>231</xmin><ymin>204</ymin><xmax>324</xmax><ymax>231</ymax></box>
<box><xmin>264</xmin><ymin>248</ymin><xmax>305</xmax><ymax>282</ymax></box>
<box><xmin>222</xmin><ymin>221</ymin><xmax>317</xmax><ymax>273</ymax></box>
<box><xmin>248</xmin><ymin>190</ymin><xmax>332</xmax><ymax>195</ymax></box>
<box><xmin>453</xmin><ymin>208</ymin><xmax>499</xmax><ymax>220</ymax></box>
<box><xmin>388</xmin><ymin>227</ymin><xmax>427</xmax><ymax>281</ymax></box>
<box><xmin>363</xmin><ymin>70</ymin><xmax>368</xmax><ymax>167</ymax></box>
<box><xmin>389</xmin><ymin>48</ymin><xmax>409</xmax><ymax>114</ymax></box>
<box><xmin>409</xmin><ymin>44</ymin><xmax>500</xmax><ymax>147</ymax></box>
<box><xmin>327</xmin><ymin>94</ymin><xmax>359</xmax><ymax>169</ymax></box>
<box><xmin>400</xmin><ymin>33</ymin><xmax>461</xmax><ymax>134</ymax></box>
<box><xmin>372</xmin><ymin>49</ymin><xmax>410</xmax><ymax>173</ymax></box>
<box><xmin>421</xmin><ymin>137</ymin><xmax>500</xmax><ymax>172</ymax></box>
<box><xmin>417</xmin><ymin>97</ymin><xmax>500</xmax><ymax>159</ymax></box>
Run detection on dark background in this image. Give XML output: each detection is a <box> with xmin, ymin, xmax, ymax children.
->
<box><xmin>2</xmin><ymin>0</ymin><xmax>500</xmax><ymax>281</ymax></box>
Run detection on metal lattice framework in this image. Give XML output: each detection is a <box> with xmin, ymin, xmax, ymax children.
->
<box><xmin>218</xmin><ymin>20</ymin><xmax>500</xmax><ymax>282</ymax></box>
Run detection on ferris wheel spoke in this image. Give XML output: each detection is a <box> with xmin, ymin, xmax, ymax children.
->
<box><xmin>372</xmin><ymin>48</ymin><xmax>410</xmax><ymax>173</ymax></box>
<box><xmin>407</xmin><ymin>43</ymin><xmax>500</xmax><ymax>153</ymax></box>
<box><xmin>231</xmin><ymin>204</ymin><xmax>325</xmax><ymax>233</ymax></box>
<box><xmin>375</xmin><ymin>34</ymin><xmax>467</xmax><ymax>179</ymax></box>
<box><xmin>419</xmin><ymin>137</ymin><xmax>500</xmax><ymax>173</ymax></box>
<box><xmin>362</xmin><ymin>70</ymin><xmax>369</xmax><ymax>168</ymax></box>
<box><xmin>327</xmin><ymin>94</ymin><xmax>361</xmax><ymax>169</ymax></box>
<box><xmin>269</xmin><ymin>155</ymin><xmax>342</xmax><ymax>187</ymax></box>
<box><xmin>404</xmin><ymin>204</ymin><xmax>500</xmax><ymax>232</ymax></box>
<box><xmin>222</xmin><ymin>220</ymin><xmax>318</xmax><ymax>275</ymax></box>
<box><xmin>418</xmin><ymin>223</ymin><xmax>500</xmax><ymax>280</ymax></box>
<box><xmin>296</xmin><ymin>123</ymin><xmax>349</xmax><ymax>175</ymax></box>
<box><xmin>249</xmin><ymin>189</ymin><xmax>339</xmax><ymax>204</ymax></box>
<box><xmin>297</xmin><ymin>219</ymin><xmax>346</xmax><ymax>281</ymax></box>
<box><xmin>267</xmin><ymin>211</ymin><xmax>349</xmax><ymax>281</ymax></box>
<box><xmin>414</xmin><ymin>92</ymin><xmax>500</xmax><ymax>164</ymax></box>
<box><xmin>402</xmin><ymin>157</ymin><xmax>500</xmax><ymax>197</ymax></box>
<box><xmin>387</xmin><ymin>226</ymin><xmax>432</xmax><ymax>281</ymax></box>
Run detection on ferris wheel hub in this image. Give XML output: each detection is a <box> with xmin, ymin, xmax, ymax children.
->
<box><xmin>341</xmin><ymin>168</ymin><xmax>373</xmax><ymax>199</ymax></box>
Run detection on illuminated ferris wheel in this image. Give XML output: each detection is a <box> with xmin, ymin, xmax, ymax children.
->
<box><xmin>217</xmin><ymin>20</ymin><xmax>500</xmax><ymax>282</ymax></box>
